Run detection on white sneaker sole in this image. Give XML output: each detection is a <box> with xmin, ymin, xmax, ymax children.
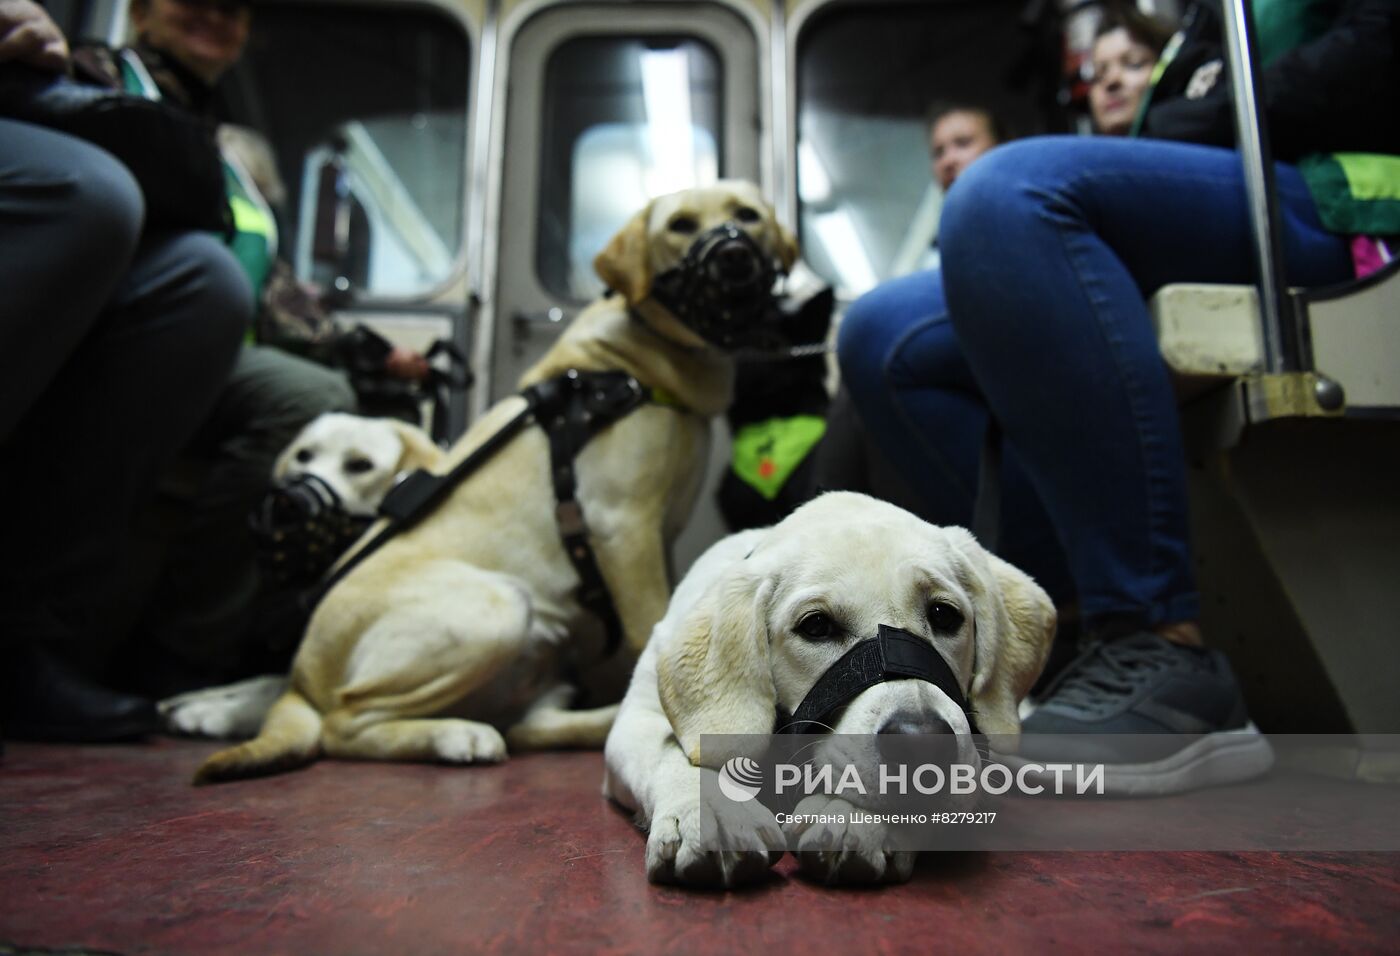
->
<box><xmin>996</xmin><ymin>724</ymin><xmax>1275</xmax><ymax>797</ymax></box>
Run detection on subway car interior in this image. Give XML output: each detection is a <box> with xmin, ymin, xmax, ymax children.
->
<box><xmin>4</xmin><ymin>0</ymin><xmax>1399</xmax><ymax>952</ymax></box>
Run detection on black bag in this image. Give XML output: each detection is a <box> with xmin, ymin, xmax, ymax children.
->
<box><xmin>0</xmin><ymin>65</ymin><xmax>230</xmax><ymax>234</ymax></box>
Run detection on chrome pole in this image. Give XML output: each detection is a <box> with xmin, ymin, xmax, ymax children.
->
<box><xmin>1221</xmin><ymin>0</ymin><xmax>1302</xmax><ymax>372</ymax></box>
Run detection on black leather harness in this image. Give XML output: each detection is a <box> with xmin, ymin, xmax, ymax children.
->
<box><xmin>310</xmin><ymin>369</ymin><xmax>655</xmax><ymax>656</ymax></box>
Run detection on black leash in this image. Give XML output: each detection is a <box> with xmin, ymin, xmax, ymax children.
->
<box><xmin>307</xmin><ymin>369</ymin><xmax>651</xmax><ymax>657</ymax></box>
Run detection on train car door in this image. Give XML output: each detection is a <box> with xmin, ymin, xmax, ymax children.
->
<box><xmin>483</xmin><ymin>0</ymin><xmax>768</xmax><ymax>570</ymax></box>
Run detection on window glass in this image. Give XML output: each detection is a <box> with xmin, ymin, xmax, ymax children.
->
<box><xmin>797</xmin><ymin>1</ymin><xmax>1065</xmax><ymax>296</ymax></box>
<box><xmin>538</xmin><ymin>36</ymin><xmax>723</xmax><ymax>302</ymax></box>
<box><xmin>223</xmin><ymin>3</ymin><xmax>470</xmax><ymax>298</ymax></box>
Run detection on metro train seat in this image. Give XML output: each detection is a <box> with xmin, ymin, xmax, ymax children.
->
<box><xmin>1150</xmin><ymin>259</ymin><xmax>1400</xmax><ymax>745</ymax></box>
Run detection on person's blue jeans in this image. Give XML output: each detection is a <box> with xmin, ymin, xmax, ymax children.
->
<box><xmin>839</xmin><ymin>136</ymin><xmax>1353</xmax><ymax>635</ymax></box>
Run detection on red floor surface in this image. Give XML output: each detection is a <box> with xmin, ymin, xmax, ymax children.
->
<box><xmin>2</xmin><ymin>739</ymin><xmax>1398</xmax><ymax>955</ymax></box>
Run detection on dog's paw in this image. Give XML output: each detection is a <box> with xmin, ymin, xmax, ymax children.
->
<box><xmin>646</xmin><ymin>786</ymin><xmax>784</xmax><ymax>888</ymax></box>
<box><xmin>157</xmin><ymin>676</ymin><xmax>287</xmax><ymax>740</ymax></box>
<box><xmin>786</xmin><ymin>796</ymin><xmax>917</xmax><ymax>885</ymax></box>
<box><xmin>432</xmin><ymin>721</ymin><xmax>507</xmax><ymax>764</ymax></box>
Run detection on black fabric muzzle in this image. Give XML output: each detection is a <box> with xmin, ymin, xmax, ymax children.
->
<box><xmin>780</xmin><ymin>624</ymin><xmax>979</xmax><ymax>736</ymax></box>
<box><xmin>648</xmin><ymin>221</ymin><xmax>782</xmax><ymax>350</ymax></box>
<box><xmin>249</xmin><ymin>472</ymin><xmax>372</xmax><ymax>590</ymax></box>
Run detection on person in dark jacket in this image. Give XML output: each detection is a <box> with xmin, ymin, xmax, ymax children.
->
<box><xmin>0</xmin><ymin>0</ymin><xmax>248</xmax><ymax>740</ymax></box>
<box><xmin>837</xmin><ymin>0</ymin><xmax>1398</xmax><ymax>793</ymax></box>
<box><xmin>62</xmin><ymin>0</ymin><xmax>364</xmax><ymax>697</ymax></box>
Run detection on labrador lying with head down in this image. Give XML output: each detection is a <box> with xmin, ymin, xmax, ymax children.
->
<box><xmin>195</xmin><ymin>181</ymin><xmax>797</xmax><ymax>782</ymax></box>
<box><xmin>603</xmin><ymin>492</ymin><xmax>1056</xmax><ymax>887</ymax></box>
<box><xmin>159</xmin><ymin>412</ymin><xmax>444</xmax><ymax>740</ymax></box>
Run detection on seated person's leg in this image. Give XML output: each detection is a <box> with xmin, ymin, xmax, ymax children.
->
<box><xmin>940</xmin><ymin>136</ymin><xmax>1351</xmax><ymax>779</ymax></box>
<box><xmin>0</xmin><ymin>121</ymin><xmax>143</xmax><ymax>440</ymax></box>
<box><xmin>837</xmin><ymin>268</ymin><xmax>1076</xmax><ymax>608</ymax></box>
<box><xmin>944</xmin><ymin>136</ymin><xmax>1351</xmax><ymax>640</ymax></box>
<box><xmin>131</xmin><ymin>345</ymin><xmax>357</xmax><ymax>695</ymax></box>
<box><xmin>0</xmin><ymin>133</ymin><xmax>251</xmax><ymax>737</ymax></box>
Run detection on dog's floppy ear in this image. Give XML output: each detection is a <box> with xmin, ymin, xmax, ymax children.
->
<box><xmin>594</xmin><ymin>202</ymin><xmax>655</xmax><ymax>305</ymax></box>
<box><xmin>775</xmin><ymin>221</ymin><xmax>799</xmax><ymax>272</ymax></box>
<box><xmin>655</xmin><ymin>565</ymin><xmax>776</xmax><ymax>766</ymax></box>
<box><xmin>949</xmin><ymin>528</ymin><xmax>1056</xmax><ymax>747</ymax></box>
<box><xmin>389</xmin><ymin>420</ymin><xmax>444</xmax><ymax>473</ymax></box>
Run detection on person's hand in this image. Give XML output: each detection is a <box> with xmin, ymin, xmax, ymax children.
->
<box><xmin>384</xmin><ymin>346</ymin><xmax>431</xmax><ymax>382</ymax></box>
<box><xmin>0</xmin><ymin>0</ymin><xmax>70</xmax><ymax>73</ymax></box>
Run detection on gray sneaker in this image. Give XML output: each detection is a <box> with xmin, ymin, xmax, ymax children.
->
<box><xmin>1007</xmin><ymin>633</ymin><xmax>1274</xmax><ymax>795</ymax></box>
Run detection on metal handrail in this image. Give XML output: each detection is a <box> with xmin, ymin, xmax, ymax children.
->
<box><xmin>1220</xmin><ymin>0</ymin><xmax>1306</xmax><ymax>373</ymax></box>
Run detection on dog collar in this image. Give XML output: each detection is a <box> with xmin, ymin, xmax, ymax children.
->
<box><xmin>648</xmin><ymin>384</ymin><xmax>686</xmax><ymax>409</ymax></box>
<box><xmin>779</xmin><ymin>625</ymin><xmax>979</xmax><ymax>735</ymax></box>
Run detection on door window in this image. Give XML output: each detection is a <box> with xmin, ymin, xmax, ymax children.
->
<box><xmin>796</xmin><ymin>1</ymin><xmax>1065</xmax><ymax>295</ymax></box>
<box><xmin>224</xmin><ymin>3</ymin><xmax>471</xmax><ymax>299</ymax></box>
<box><xmin>537</xmin><ymin>36</ymin><xmax>725</xmax><ymax>302</ymax></box>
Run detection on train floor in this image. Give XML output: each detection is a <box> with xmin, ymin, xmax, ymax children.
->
<box><xmin>2</xmin><ymin>739</ymin><xmax>1398</xmax><ymax>955</ymax></box>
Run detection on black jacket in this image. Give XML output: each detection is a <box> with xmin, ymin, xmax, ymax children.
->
<box><xmin>1141</xmin><ymin>0</ymin><xmax>1400</xmax><ymax>162</ymax></box>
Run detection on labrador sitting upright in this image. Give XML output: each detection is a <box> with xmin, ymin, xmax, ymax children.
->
<box><xmin>195</xmin><ymin>181</ymin><xmax>797</xmax><ymax>783</ymax></box>
<box><xmin>603</xmin><ymin>492</ymin><xmax>1056</xmax><ymax>887</ymax></box>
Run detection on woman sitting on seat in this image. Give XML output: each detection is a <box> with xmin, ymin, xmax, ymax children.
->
<box><xmin>837</xmin><ymin>0</ymin><xmax>1399</xmax><ymax>792</ymax></box>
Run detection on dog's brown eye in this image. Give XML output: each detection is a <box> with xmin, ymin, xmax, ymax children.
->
<box><xmin>796</xmin><ymin>611</ymin><xmax>836</xmax><ymax>640</ymax></box>
<box><xmin>668</xmin><ymin>215</ymin><xmax>699</xmax><ymax>234</ymax></box>
<box><xmin>927</xmin><ymin>601</ymin><xmax>964</xmax><ymax>633</ymax></box>
<box><xmin>733</xmin><ymin>206</ymin><xmax>761</xmax><ymax>223</ymax></box>
<box><xmin>344</xmin><ymin>456</ymin><xmax>375</xmax><ymax>475</ymax></box>
<box><xmin>295</xmin><ymin>449</ymin><xmax>314</xmax><ymax>463</ymax></box>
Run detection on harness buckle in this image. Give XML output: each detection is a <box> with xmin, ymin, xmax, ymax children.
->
<box><xmin>555</xmin><ymin>500</ymin><xmax>587</xmax><ymax>536</ymax></box>
<box><xmin>379</xmin><ymin>469</ymin><xmax>443</xmax><ymax>522</ymax></box>
<box><xmin>582</xmin><ymin>372</ymin><xmax>645</xmax><ymax>417</ymax></box>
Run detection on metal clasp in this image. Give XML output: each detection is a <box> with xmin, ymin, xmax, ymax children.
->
<box><xmin>555</xmin><ymin>500</ymin><xmax>587</xmax><ymax>537</ymax></box>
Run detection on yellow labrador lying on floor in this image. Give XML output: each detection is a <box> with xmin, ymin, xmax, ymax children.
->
<box><xmin>195</xmin><ymin>181</ymin><xmax>797</xmax><ymax>783</ymax></box>
<box><xmin>159</xmin><ymin>413</ymin><xmax>444</xmax><ymax>739</ymax></box>
<box><xmin>603</xmin><ymin>492</ymin><xmax>1055</xmax><ymax>887</ymax></box>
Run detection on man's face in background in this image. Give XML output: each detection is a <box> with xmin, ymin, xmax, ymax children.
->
<box><xmin>929</xmin><ymin>109</ymin><xmax>999</xmax><ymax>191</ymax></box>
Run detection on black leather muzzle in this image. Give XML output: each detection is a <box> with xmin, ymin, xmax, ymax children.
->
<box><xmin>780</xmin><ymin>625</ymin><xmax>980</xmax><ymax>736</ymax></box>
<box><xmin>249</xmin><ymin>472</ymin><xmax>372</xmax><ymax>589</ymax></box>
<box><xmin>649</xmin><ymin>221</ymin><xmax>783</xmax><ymax>350</ymax></box>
